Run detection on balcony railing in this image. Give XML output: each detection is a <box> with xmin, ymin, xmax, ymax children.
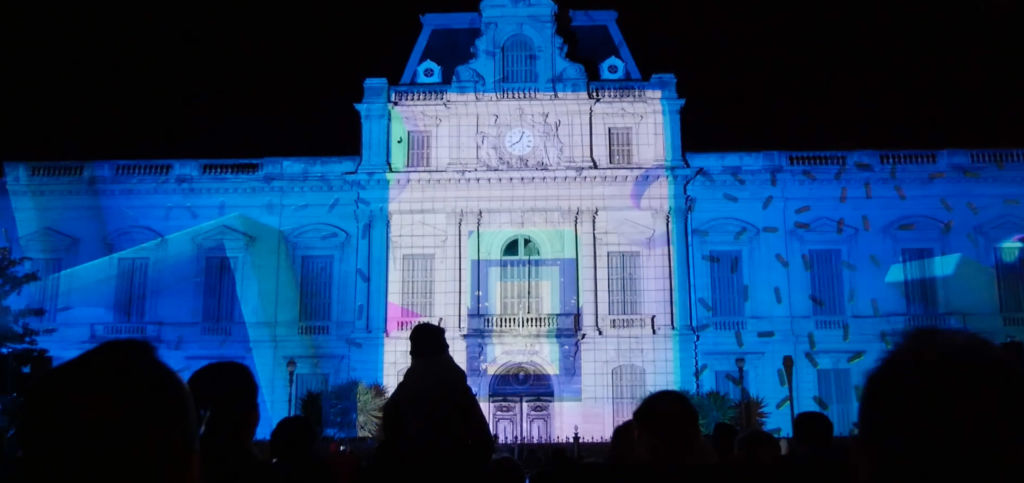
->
<box><xmin>482</xmin><ymin>314</ymin><xmax>559</xmax><ymax>330</ymax></box>
<box><xmin>199</xmin><ymin>323</ymin><xmax>234</xmax><ymax>337</ymax></box>
<box><xmin>709</xmin><ymin>318</ymin><xmax>747</xmax><ymax>332</ymax></box>
<box><xmin>1002</xmin><ymin>313</ymin><xmax>1024</xmax><ymax>327</ymax></box>
<box><xmin>587</xmin><ymin>81</ymin><xmax>647</xmax><ymax>99</ymax></box>
<box><xmin>814</xmin><ymin>318</ymin><xmax>848</xmax><ymax>330</ymax></box>
<box><xmin>90</xmin><ymin>323</ymin><xmax>161</xmax><ymax>340</ymax></box>
<box><xmin>394</xmin><ymin>317</ymin><xmax>439</xmax><ymax>332</ymax></box>
<box><xmin>391</xmin><ymin>86</ymin><xmax>447</xmax><ymax>102</ymax></box>
<box><xmin>297</xmin><ymin>323</ymin><xmax>331</xmax><ymax>336</ymax></box>
<box><xmin>904</xmin><ymin>314</ymin><xmax>965</xmax><ymax>329</ymax></box>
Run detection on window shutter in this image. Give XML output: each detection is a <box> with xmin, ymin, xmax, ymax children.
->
<box><xmin>809</xmin><ymin>249</ymin><xmax>844</xmax><ymax>316</ymax></box>
<box><xmin>995</xmin><ymin>248</ymin><xmax>1024</xmax><ymax>313</ymax></box>
<box><xmin>300</xmin><ymin>255</ymin><xmax>333</xmax><ymax>322</ymax></box>
<box><xmin>709</xmin><ymin>250</ymin><xmax>743</xmax><ymax>317</ymax></box>
<box><xmin>611</xmin><ymin>365</ymin><xmax>646</xmax><ymax>429</ymax></box>
<box><xmin>901</xmin><ymin>248</ymin><xmax>938</xmax><ymax>314</ymax></box>
<box><xmin>817</xmin><ymin>368</ymin><xmax>854</xmax><ymax>435</ymax></box>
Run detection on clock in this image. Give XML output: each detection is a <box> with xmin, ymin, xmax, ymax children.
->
<box><xmin>504</xmin><ymin>127</ymin><xmax>535</xmax><ymax>156</ymax></box>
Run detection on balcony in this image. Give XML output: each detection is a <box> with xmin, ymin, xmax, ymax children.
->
<box><xmin>390</xmin><ymin>85</ymin><xmax>447</xmax><ymax>102</ymax></box>
<box><xmin>1002</xmin><ymin>313</ymin><xmax>1024</xmax><ymax>327</ymax></box>
<box><xmin>587</xmin><ymin>81</ymin><xmax>647</xmax><ymax>99</ymax></box>
<box><xmin>90</xmin><ymin>323</ymin><xmax>161</xmax><ymax>341</ymax></box>
<box><xmin>709</xmin><ymin>318</ymin><xmax>747</xmax><ymax>332</ymax></box>
<box><xmin>813</xmin><ymin>318</ymin><xmax>848</xmax><ymax>331</ymax></box>
<box><xmin>602</xmin><ymin>315</ymin><xmax>655</xmax><ymax>333</ymax></box>
<box><xmin>468</xmin><ymin>314</ymin><xmax>573</xmax><ymax>333</ymax></box>
<box><xmin>199</xmin><ymin>323</ymin><xmax>234</xmax><ymax>337</ymax></box>
<box><xmin>393</xmin><ymin>317</ymin><xmax>439</xmax><ymax>333</ymax></box>
<box><xmin>297</xmin><ymin>323</ymin><xmax>331</xmax><ymax>336</ymax></box>
<box><xmin>903</xmin><ymin>314</ymin><xmax>965</xmax><ymax>329</ymax></box>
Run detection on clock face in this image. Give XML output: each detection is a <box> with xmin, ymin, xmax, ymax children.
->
<box><xmin>504</xmin><ymin>127</ymin><xmax>535</xmax><ymax>156</ymax></box>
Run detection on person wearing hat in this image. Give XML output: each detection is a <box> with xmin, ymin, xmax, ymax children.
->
<box><xmin>372</xmin><ymin>323</ymin><xmax>493</xmax><ymax>481</ymax></box>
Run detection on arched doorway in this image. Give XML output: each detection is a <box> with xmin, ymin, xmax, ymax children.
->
<box><xmin>489</xmin><ymin>362</ymin><xmax>553</xmax><ymax>442</ymax></box>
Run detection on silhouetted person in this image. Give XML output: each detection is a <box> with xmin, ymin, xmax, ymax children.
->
<box><xmin>857</xmin><ymin>328</ymin><xmax>1024</xmax><ymax>482</ymax></box>
<box><xmin>735</xmin><ymin>429</ymin><xmax>781</xmax><ymax>464</ymax></box>
<box><xmin>269</xmin><ymin>416</ymin><xmax>331</xmax><ymax>483</ymax></box>
<box><xmin>374</xmin><ymin>323</ymin><xmax>493</xmax><ymax>480</ymax></box>
<box><xmin>633</xmin><ymin>390</ymin><xmax>705</xmax><ymax>466</ymax></box>
<box><xmin>607</xmin><ymin>419</ymin><xmax>639</xmax><ymax>466</ymax></box>
<box><xmin>16</xmin><ymin>339</ymin><xmax>199</xmax><ymax>483</ymax></box>
<box><xmin>790</xmin><ymin>412</ymin><xmax>833</xmax><ymax>460</ymax></box>
<box><xmin>188</xmin><ymin>361</ymin><xmax>272</xmax><ymax>483</ymax></box>
<box><xmin>710</xmin><ymin>422</ymin><xmax>739</xmax><ymax>464</ymax></box>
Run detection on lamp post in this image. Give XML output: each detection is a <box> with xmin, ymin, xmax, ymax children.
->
<box><xmin>735</xmin><ymin>357</ymin><xmax>746</xmax><ymax>429</ymax></box>
<box><xmin>286</xmin><ymin>358</ymin><xmax>297</xmax><ymax>416</ymax></box>
<box><xmin>783</xmin><ymin>355</ymin><xmax>795</xmax><ymax>431</ymax></box>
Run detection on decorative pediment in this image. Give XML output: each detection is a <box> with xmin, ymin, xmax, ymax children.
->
<box><xmin>19</xmin><ymin>227</ymin><xmax>79</xmax><ymax>255</ymax></box>
<box><xmin>884</xmin><ymin>215</ymin><xmax>947</xmax><ymax>237</ymax></box>
<box><xmin>792</xmin><ymin>216</ymin><xmax>858</xmax><ymax>242</ymax></box>
<box><xmin>286</xmin><ymin>223</ymin><xmax>350</xmax><ymax>247</ymax></box>
<box><xmin>694</xmin><ymin>217</ymin><xmax>760</xmax><ymax>243</ymax></box>
<box><xmin>415</xmin><ymin>59</ymin><xmax>442</xmax><ymax>84</ymax></box>
<box><xmin>192</xmin><ymin>225</ymin><xmax>255</xmax><ymax>249</ymax></box>
<box><xmin>105</xmin><ymin>226</ymin><xmax>163</xmax><ymax>253</ymax></box>
<box><xmin>974</xmin><ymin>216</ymin><xmax>1024</xmax><ymax>245</ymax></box>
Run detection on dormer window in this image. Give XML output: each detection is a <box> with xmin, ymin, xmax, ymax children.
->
<box><xmin>502</xmin><ymin>34</ymin><xmax>537</xmax><ymax>84</ymax></box>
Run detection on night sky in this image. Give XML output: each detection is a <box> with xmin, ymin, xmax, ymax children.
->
<box><xmin>2</xmin><ymin>1</ymin><xmax>1022</xmax><ymax>162</ymax></box>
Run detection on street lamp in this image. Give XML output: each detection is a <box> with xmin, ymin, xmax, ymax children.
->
<box><xmin>782</xmin><ymin>355</ymin><xmax>795</xmax><ymax>431</ymax></box>
<box><xmin>286</xmin><ymin>358</ymin><xmax>297</xmax><ymax>416</ymax></box>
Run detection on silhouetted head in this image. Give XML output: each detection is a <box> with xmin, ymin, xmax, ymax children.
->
<box><xmin>187</xmin><ymin>361</ymin><xmax>260</xmax><ymax>444</ymax></box>
<box><xmin>17</xmin><ymin>339</ymin><xmax>198</xmax><ymax>483</ymax></box>
<box><xmin>792</xmin><ymin>411</ymin><xmax>833</xmax><ymax>453</ymax></box>
<box><xmin>632</xmin><ymin>390</ymin><xmax>701</xmax><ymax>464</ymax></box>
<box><xmin>409</xmin><ymin>323</ymin><xmax>449</xmax><ymax>359</ymax></box>
<box><xmin>858</xmin><ymin>329</ymin><xmax>1024</xmax><ymax>479</ymax></box>
<box><xmin>711</xmin><ymin>422</ymin><xmax>739</xmax><ymax>461</ymax></box>
<box><xmin>607</xmin><ymin>419</ymin><xmax>638</xmax><ymax>465</ymax></box>
<box><xmin>735</xmin><ymin>429</ymin><xmax>780</xmax><ymax>464</ymax></box>
<box><xmin>270</xmin><ymin>415</ymin><xmax>317</xmax><ymax>463</ymax></box>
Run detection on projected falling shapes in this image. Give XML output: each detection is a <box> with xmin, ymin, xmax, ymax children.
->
<box><xmin>807</xmin><ymin>332</ymin><xmax>817</xmax><ymax>351</ymax></box>
<box><xmin>770</xmin><ymin>171</ymin><xmax>778</xmax><ymax>187</ymax></box>
<box><xmin>940</xmin><ymin>198</ymin><xmax>954</xmax><ymax>212</ymax></box>
<box><xmin>813</xmin><ymin>395</ymin><xmax>830</xmax><ymax>411</ymax></box>
<box><xmin>809</xmin><ymin>294</ymin><xmax>824</xmax><ymax>307</ymax></box>
<box><xmin>775</xmin><ymin>253</ymin><xmax>789</xmax><ymax>268</ymax></box>
<box><xmin>834</xmin><ymin>167</ymin><xmax>845</xmax><ymax>181</ymax></box>
<box><xmin>839</xmin><ymin>187</ymin><xmax>848</xmax><ymax>203</ymax></box>
<box><xmin>836</xmin><ymin>217</ymin><xmax>845</xmax><ymax>234</ymax></box>
<box><xmin>966</xmin><ymin>202</ymin><xmax>980</xmax><ymax>215</ymax></box>
<box><xmin>795</xmin><ymin>205</ymin><xmax>811</xmax><ymax>214</ymax></box>
<box><xmin>762</xmin><ymin>195</ymin><xmax>774</xmax><ymax>210</ymax></box>
<box><xmin>723</xmin><ymin>192</ymin><xmax>739</xmax><ymax>202</ymax></box>
<box><xmin>842</xmin><ymin>261</ymin><xmax>857</xmax><ymax>272</ymax></box>
<box><xmin>897</xmin><ymin>223</ymin><xmax>916</xmax><ymax>231</ymax></box>
<box><xmin>777</xmin><ymin>368</ymin><xmax>788</xmax><ymax>387</ymax></box>
<box><xmin>881</xmin><ymin>331</ymin><xmax>893</xmax><ymax>349</ymax></box>
<box><xmin>864</xmin><ymin>182</ymin><xmax>872</xmax><ymax>199</ymax></box>
<box><xmin>805</xmin><ymin>352</ymin><xmax>820</xmax><ymax>369</ymax></box>
<box><xmin>871</xmin><ymin>298</ymin><xmax>881</xmax><ymax>316</ymax></box>
<box><xmin>869</xmin><ymin>254</ymin><xmax>881</xmax><ymax>269</ymax></box>
<box><xmin>942</xmin><ymin>220</ymin><xmax>954</xmax><ymax>234</ymax></box>
<box><xmin>774</xmin><ymin>286</ymin><xmax>783</xmax><ymax>304</ymax></box>
<box><xmin>763</xmin><ymin>226</ymin><xmax>779</xmax><ymax>233</ymax></box>
<box><xmin>862</xmin><ymin>215</ymin><xmax>871</xmax><ymax>231</ymax></box>
<box><xmin>698</xmin><ymin>297</ymin><xmax>713</xmax><ymax>313</ymax></box>
<box><xmin>929</xmin><ymin>171</ymin><xmax>945</xmax><ymax>180</ymax></box>
<box><xmin>848</xmin><ymin>288</ymin><xmax>856</xmax><ymax>304</ymax></box>
<box><xmin>801</xmin><ymin>170</ymin><xmax>816</xmax><ymax>181</ymax></box>
<box><xmin>731</xmin><ymin>173</ymin><xmax>746</xmax><ymax>185</ymax></box>
<box><xmin>735</xmin><ymin>330</ymin><xmax>744</xmax><ymax>348</ymax></box>
<box><xmin>847</xmin><ymin>351</ymin><xmax>865</xmax><ymax>364</ymax></box>
<box><xmin>894</xmin><ymin>185</ymin><xmax>907</xmax><ymax>200</ymax></box>
<box><xmin>842</xmin><ymin>323</ymin><xmax>850</xmax><ymax>342</ymax></box>
<box><xmin>794</xmin><ymin>221</ymin><xmax>810</xmax><ymax>230</ymax></box>
<box><xmin>733</xmin><ymin>227</ymin><xmax>748</xmax><ymax>241</ymax></box>
<box><xmin>776</xmin><ymin>396</ymin><xmax>792</xmax><ymax>410</ymax></box>
<box><xmin>801</xmin><ymin>253</ymin><xmax>812</xmax><ymax>272</ymax></box>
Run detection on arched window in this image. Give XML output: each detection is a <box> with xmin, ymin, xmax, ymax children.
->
<box><xmin>502</xmin><ymin>34</ymin><xmax>537</xmax><ymax>84</ymax></box>
<box><xmin>500</xmin><ymin>236</ymin><xmax>541</xmax><ymax>314</ymax></box>
<box><xmin>611</xmin><ymin>364</ymin><xmax>646</xmax><ymax>429</ymax></box>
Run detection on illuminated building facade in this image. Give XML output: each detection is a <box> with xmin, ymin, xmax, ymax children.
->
<box><xmin>3</xmin><ymin>0</ymin><xmax>1023</xmax><ymax>438</ymax></box>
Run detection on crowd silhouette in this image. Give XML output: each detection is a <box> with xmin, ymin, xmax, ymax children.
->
<box><xmin>1</xmin><ymin>326</ymin><xmax>1022</xmax><ymax>482</ymax></box>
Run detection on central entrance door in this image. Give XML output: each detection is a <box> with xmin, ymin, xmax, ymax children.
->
<box><xmin>490</xmin><ymin>363</ymin><xmax>554</xmax><ymax>443</ymax></box>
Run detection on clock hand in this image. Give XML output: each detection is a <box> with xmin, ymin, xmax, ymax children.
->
<box><xmin>514</xmin><ymin>132</ymin><xmax>524</xmax><ymax>145</ymax></box>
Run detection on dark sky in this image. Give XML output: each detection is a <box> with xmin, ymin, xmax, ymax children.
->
<box><xmin>2</xmin><ymin>1</ymin><xmax>1022</xmax><ymax>161</ymax></box>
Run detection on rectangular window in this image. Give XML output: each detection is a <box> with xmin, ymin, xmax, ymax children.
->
<box><xmin>407</xmin><ymin>131</ymin><xmax>431</xmax><ymax>168</ymax></box>
<box><xmin>114</xmin><ymin>258</ymin><xmax>148</xmax><ymax>323</ymax></box>
<box><xmin>709</xmin><ymin>250</ymin><xmax>744</xmax><ymax>317</ymax></box>
<box><xmin>714</xmin><ymin>369</ymin><xmax>745</xmax><ymax>401</ymax></box>
<box><xmin>608</xmin><ymin>127</ymin><xmax>633</xmax><ymax>166</ymax></box>
<box><xmin>300</xmin><ymin>255</ymin><xmax>333</xmax><ymax>322</ymax></box>
<box><xmin>401</xmin><ymin>254</ymin><xmax>434</xmax><ymax>317</ymax></box>
<box><xmin>611</xmin><ymin>365</ymin><xmax>646</xmax><ymax>429</ymax></box>
<box><xmin>901</xmin><ymin>248</ymin><xmax>939</xmax><ymax>314</ymax></box>
<box><xmin>29</xmin><ymin>258</ymin><xmax>61</xmax><ymax>323</ymax></box>
<box><xmin>808</xmin><ymin>249</ymin><xmax>845</xmax><ymax>316</ymax></box>
<box><xmin>995</xmin><ymin>247</ymin><xmax>1024</xmax><ymax>313</ymax></box>
<box><xmin>817</xmin><ymin>368</ymin><xmax>854</xmax><ymax>436</ymax></box>
<box><xmin>608</xmin><ymin>251</ymin><xmax>642</xmax><ymax>315</ymax></box>
<box><xmin>294</xmin><ymin>373</ymin><xmax>329</xmax><ymax>415</ymax></box>
<box><xmin>203</xmin><ymin>256</ymin><xmax>241</xmax><ymax>323</ymax></box>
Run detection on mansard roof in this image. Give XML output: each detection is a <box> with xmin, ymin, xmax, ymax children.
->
<box><xmin>399</xmin><ymin>5</ymin><xmax>642</xmax><ymax>85</ymax></box>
